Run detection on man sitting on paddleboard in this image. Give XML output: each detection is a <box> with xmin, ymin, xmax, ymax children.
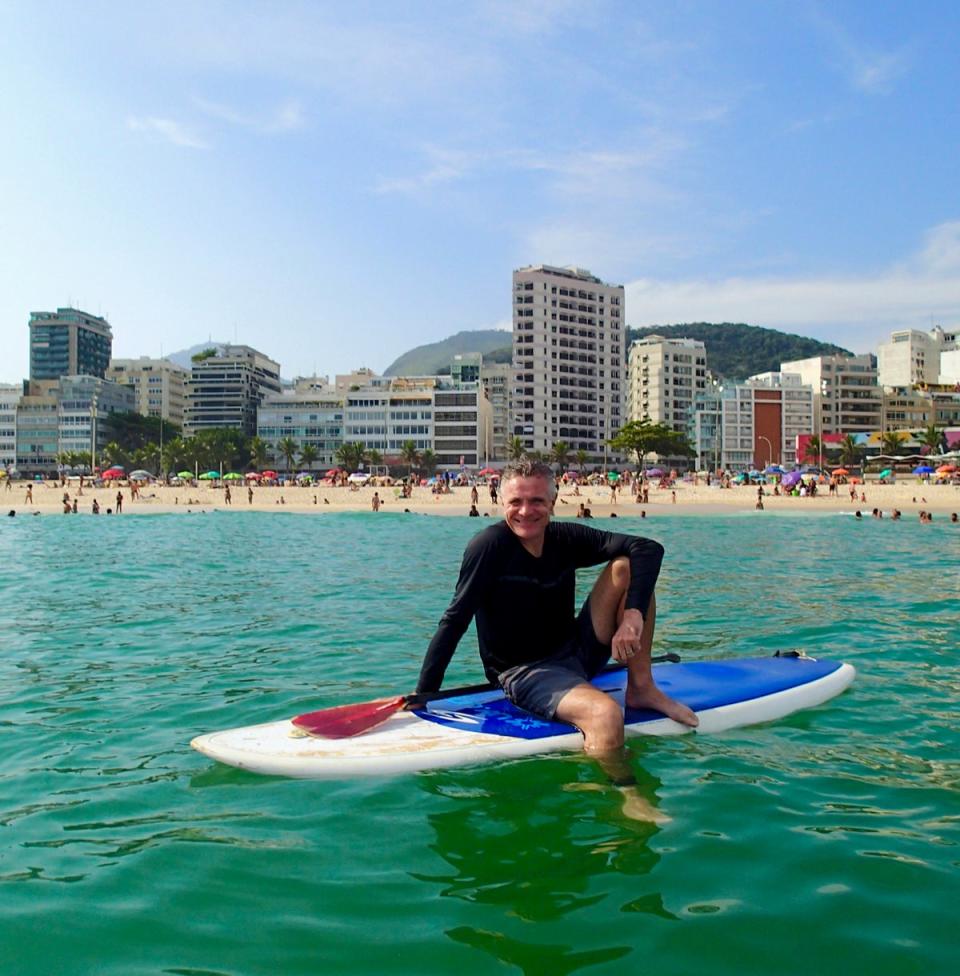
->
<box><xmin>417</xmin><ymin>459</ymin><xmax>698</xmax><ymax>761</ymax></box>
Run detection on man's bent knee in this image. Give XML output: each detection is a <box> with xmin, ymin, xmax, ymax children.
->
<box><xmin>556</xmin><ymin>687</ymin><xmax>624</xmax><ymax>752</ymax></box>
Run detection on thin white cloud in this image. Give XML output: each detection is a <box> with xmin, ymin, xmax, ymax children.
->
<box><xmin>374</xmin><ymin>135</ymin><xmax>685</xmax><ymax>199</ymax></box>
<box><xmin>193</xmin><ymin>97</ymin><xmax>305</xmax><ymax>133</ymax></box>
<box><xmin>808</xmin><ymin>7</ymin><xmax>913</xmax><ymax>95</ymax></box>
<box><xmin>624</xmin><ymin>222</ymin><xmax>960</xmax><ymax>352</ymax></box>
<box><xmin>126</xmin><ymin>116</ymin><xmax>207</xmax><ymax>149</ymax></box>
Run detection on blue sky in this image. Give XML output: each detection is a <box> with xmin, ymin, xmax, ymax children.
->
<box><xmin>1</xmin><ymin>0</ymin><xmax>957</xmax><ymax>382</ymax></box>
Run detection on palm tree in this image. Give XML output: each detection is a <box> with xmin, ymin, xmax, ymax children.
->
<box><xmin>917</xmin><ymin>423</ymin><xmax>942</xmax><ymax>454</ymax></box>
<box><xmin>880</xmin><ymin>431</ymin><xmax>908</xmax><ymax>455</ymax></box>
<box><xmin>550</xmin><ymin>440</ymin><xmax>571</xmax><ymax>474</ymax></box>
<box><xmin>367</xmin><ymin>448</ymin><xmax>383</xmax><ymax>470</ymax></box>
<box><xmin>298</xmin><ymin>444</ymin><xmax>319</xmax><ymax>473</ymax></box>
<box><xmin>277</xmin><ymin>437</ymin><xmax>298</xmax><ymax>476</ymax></box>
<box><xmin>400</xmin><ymin>440</ymin><xmax>421</xmax><ymax>477</ymax></box>
<box><xmin>575</xmin><ymin>449</ymin><xmax>589</xmax><ymax>474</ymax></box>
<box><xmin>804</xmin><ymin>434</ymin><xmax>822</xmax><ymax>466</ymax></box>
<box><xmin>100</xmin><ymin>441</ymin><xmax>129</xmax><ymax>470</ymax></box>
<box><xmin>507</xmin><ymin>436</ymin><xmax>525</xmax><ymax>461</ymax></box>
<box><xmin>419</xmin><ymin>449</ymin><xmax>438</xmax><ymax>477</ymax></box>
<box><xmin>837</xmin><ymin>434</ymin><xmax>859</xmax><ymax>467</ymax></box>
<box><xmin>336</xmin><ymin>442</ymin><xmax>367</xmax><ymax>473</ymax></box>
<box><xmin>249</xmin><ymin>436</ymin><xmax>269</xmax><ymax>471</ymax></box>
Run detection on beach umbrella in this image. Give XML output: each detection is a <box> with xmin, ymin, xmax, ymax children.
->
<box><xmin>782</xmin><ymin>471</ymin><xmax>803</xmax><ymax>487</ymax></box>
<box><xmin>913</xmin><ymin>465</ymin><xmax>934</xmax><ymax>474</ymax></box>
<box><xmin>245</xmin><ymin>471</ymin><xmax>260</xmax><ymax>479</ymax></box>
<box><xmin>764</xmin><ymin>465</ymin><xmax>784</xmax><ymax>474</ymax></box>
<box><xmin>325</xmin><ymin>468</ymin><xmax>341</xmax><ymax>476</ymax></box>
<box><xmin>102</xmin><ymin>469</ymin><xmax>123</xmax><ymax>480</ymax></box>
<box><xmin>198</xmin><ymin>470</ymin><xmax>220</xmax><ymax>480</ymax></box>
<box><xmin>261</xmin><ymin>470</ymin><xmax>278</xmax><ymax>479</ymax></box>
<box><xmin>478</xmin><ymin>467</ymin><xmax>498</xmax><ymax>476</ymax></box>
<box><xmin>646</xmin><ymin>467</ymin><xmax>664</xmax><ymax>477</ymax></box>
<box><xmin>105</xmin><ymin>464</ymin><xmax>125</xmax><ymax>472</ymax></box>
<box><xmin>129</xmin><ymin>469</ymin><xmax>152</xmax><ymax>480</ymax></box>
<box><xmin>222</xmin><ymin>472</ymin><xmax>243</xmax><ymax>480</ymax></box>
<box><xmin>177</xmin><ymin>471</ymin><xmax>194</xmax><ymax>480</ymax></box>
<box><xmin>936</xmin><ymin>464</ymin><xmax>957</xmax><ymax>473</ymax></box>
<box><xmin>878</xmin><ymin>468</ymin><xmax>893</xmax><ymax>478</ymax></box>
<box><xmin>831</xmin><ymin>468</ymin><xmax>850</xmax><ymax>476</ymax></box>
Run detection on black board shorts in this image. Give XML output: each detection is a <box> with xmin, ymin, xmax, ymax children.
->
<box><xmin>497</xmin><ymin>597</ymin><xmax>611</xmax><ymax>721</ymax></box>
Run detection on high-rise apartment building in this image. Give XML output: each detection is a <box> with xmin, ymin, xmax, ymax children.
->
<box><xmin>0</xmin><ymin>385</ymin><xmax>20</xmax><ymax>471</ymax></box>
<box><xmin>627</xmin><ymin>335</ymin><xmax>707</xmax><ymax>429</ymax></box>
<box><xmin>780</xmin><ymin>354</ymin><xmax>882</xmax><ymax>435</ymax></box>
<box><xmin>480</xmin><ymin>361</ymin><xmax>512</xmax><ymax>461</ymax></box>
<box><xmin>56</xmin><ymin>376</ymin><xmax>137</xmax><ymax>464</ymax></box>
<box><xmin>258</xmin><ymin>369</ymin><xmax>492</xmax><ymax>471</ymax></box>
<box><xmin>688</xmin><ymin>373</ymin><xmax>813</xmax><ymax>471</ymax></box>
<box><xmin>511</xmin><ymin>265</ymin><xmax>624</xmax><ymax>457</ymax></box>
<box><xmin>29</xmin><ymin>308</ymin><xmax>112</xmax><ymax>380</ymax></box>
<box><xmin>877</xmin><ymin>326</ymin><xmax>957</xmax><ymax>388</ymax></box>
<box><xmin>107</xmin><ymin>357</ymin><xmax>188</xmax><ymax>427</ymax></box>
<box><xmin>13</xmin><ymin>376</ymin><xmax>135</xmax><ymax>476</ymax></box>
<box><xmin>257</xmin><ymin>378</ymin><xmax>345</xmax><ymax>469</ymax></box>
<box><xmin>184</xmin><ymin>345</ymin><xmax>282</xmax><ymax>437</ymax></box>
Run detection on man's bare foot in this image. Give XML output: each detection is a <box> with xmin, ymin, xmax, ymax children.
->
<box><xmin>563</xmin><ymin>782</ymin><xmax>671</xmax><ymax>824</ymax></box>
<box><xmin>626</xmin><ymin>683</ymin><xmax>699</xmax><ymax>727</ymax></box>
<box><xmin>617</xmin><ymin>785</ymin><xmax>672</xmax><ymax>824</ymax></box>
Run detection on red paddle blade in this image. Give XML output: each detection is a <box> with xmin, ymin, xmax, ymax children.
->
<box><xmin>292</xmin><ymin>696</ymin><xmax>407</xmax><ymax>739</ymax></box>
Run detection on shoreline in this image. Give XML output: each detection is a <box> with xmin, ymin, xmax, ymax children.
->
<box><xmin>5</xmin><ymin>480</ymin><xmax>958</xmax><ymax>520</ymax></box>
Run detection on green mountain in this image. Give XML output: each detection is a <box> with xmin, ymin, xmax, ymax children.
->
<box><xmin>626</xmin><ymin>323</ymin><xmax>852</xmax><ymax>379</ymax></box>
<box><xmin>384</xmin><ymin>322</ymin><xmax>852</xmax><ymax>381</ymax></box>
<box><xmin>383</xmin><ymin>329</ymin><xmax>512</xmax><ymax>376</ymax></box>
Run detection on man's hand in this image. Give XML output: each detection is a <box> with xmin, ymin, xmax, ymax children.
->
<box><xmin>611</xmin><ymin>608</ymin><xmax>645</xmax><ymax>664</ymax></box>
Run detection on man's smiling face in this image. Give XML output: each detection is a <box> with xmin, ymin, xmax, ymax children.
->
<box><xmin>500</xmin><ymin>474</ymin><xmax>555</xmax><ymax>553</ymax></box>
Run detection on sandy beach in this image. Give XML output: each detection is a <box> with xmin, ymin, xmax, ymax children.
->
<box><xmin>6</xmin><ymin>477</ymin><xmax>959</xmax><ymax>520</ymax></box>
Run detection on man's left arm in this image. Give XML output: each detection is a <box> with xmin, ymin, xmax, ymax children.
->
<box><xmin>567</xmin><ymin>523</ymin><xmax>665</xmax><ymax>617</ymax></box>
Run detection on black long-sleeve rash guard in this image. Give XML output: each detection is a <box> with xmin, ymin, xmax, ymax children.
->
<box><xmin>416</xmin><ymin>520</ymin><xmax>665</xmax><ymax>693</ymax></box>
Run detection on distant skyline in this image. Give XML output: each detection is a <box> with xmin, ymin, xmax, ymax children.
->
<box><xmin>2</xmin><ymin>1</ymin><xmax>958</xmax><ymax>383</ymax></box>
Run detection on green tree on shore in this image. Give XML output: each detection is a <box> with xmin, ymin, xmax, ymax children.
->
<box><xmin>400</xmin><ymin>440</ymin><xmax>421</xmax><ymax>477</ymax></box>
<box><xmin>298</xmin><ymin>444</ymin><xmax>319</xmax><ymax>472</ymax></box>
<box><xmin>608</xmin><ymin>420</ymin><xmax>693</xmax><ymax>470</ymax></box>
<box><xmin>917</xmin><ymin>424</ymin><xmax>942</xmax><ymax>453</ymax></box>
<box><xmin>507</xmin><ymin>437</ymin><xmax>525</xmax><ymax>461</ymax></box>
<box><xmin>880</xmin><ymin>431</ymin><xmax>908</xmax><ymax>455</ymax></box>
<box><xmin>336</xmin><ymin>442</ymin><xmax>367</xmax><ymax>472</ymax></box>
<box><xmin>550</xmin><ymin>440</ymin><xmax>571</xmax><ymax>473</ymax></box>
<box><xmin>278</xmin><ymin>437</ymin><xmax>298</xmax><ymax>475</ymax></box>
<box><xmin>249</xmin><ymin>436</ymin><xmax>269</xmax><ymax>471</ymax></box>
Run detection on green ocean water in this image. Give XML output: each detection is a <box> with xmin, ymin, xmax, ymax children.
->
<box><xmin>0</xmin><ymin>509</ymin><xmax>957</xmax><ymax>976</ymax></box>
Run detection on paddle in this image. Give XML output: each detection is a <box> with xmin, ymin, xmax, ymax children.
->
<box><xmin>292</xmin><ymin>653</ymin><xmax>682</xmax><ymax>739</ymax></box>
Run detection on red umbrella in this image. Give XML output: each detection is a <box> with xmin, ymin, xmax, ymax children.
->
<box><xmin>102</xmin><ymin>469</ymin><xmax>124</xmax><ymax>480</ymax></box>
<box><xmin>261</xmin><ymin>470</ymin><xmax>277</xmax><ymax>478</ymax></box>
<box><xmin>244</xmin><ymin>472</ymin><xmax>260</xmax><ymax>480</ymax></box>
<box><xmin>326</xmin><ymin>468</ymin><xmax>341</xmax><ymax>476</ymax></box>
<box><xmin>478</xmin><ymin>467</ymin><xmax>498</xmax><ymax>476</ymax></box>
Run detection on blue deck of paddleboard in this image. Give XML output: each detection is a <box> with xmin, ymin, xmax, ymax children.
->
<box><xmin>417</xmin><ymin>657</ymin><xmax>843</xmax><ymax>739</ymax></box>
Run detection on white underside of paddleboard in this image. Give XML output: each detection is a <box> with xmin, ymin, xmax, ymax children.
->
<box><xmin>191</xmin><ymin>662</ymin><xmax>855</xmax><ymax>779</ymax></box>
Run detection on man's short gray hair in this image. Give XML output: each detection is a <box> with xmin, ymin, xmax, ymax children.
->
<box><xmin>500</xmin><ymin>459</ymin><xmax>558</xmax><ymax>500</ymax></box>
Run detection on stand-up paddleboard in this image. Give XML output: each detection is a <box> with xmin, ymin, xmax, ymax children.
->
<box><xmin>191</xmin><ymin>656</ymin><xmax>855</xmax><ymax>779</ymax></box>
